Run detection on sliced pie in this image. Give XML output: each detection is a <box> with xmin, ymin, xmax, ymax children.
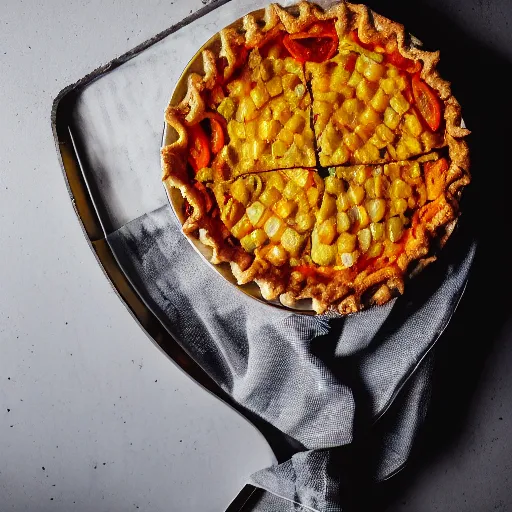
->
<box><xmin>161</xmin><ymin>1</ymin><xmax>471</xmax><ymax>314</ymax></box>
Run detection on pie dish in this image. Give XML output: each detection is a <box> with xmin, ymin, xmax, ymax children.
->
<box><xmin>161</xmin><ymin>1</ymin><xmax>470</xmax><ymax>315</ymax></box>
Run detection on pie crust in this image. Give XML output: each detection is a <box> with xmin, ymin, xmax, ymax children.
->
<box><xmin>161</xmin><ymin>1</ymin><xmax>470</xmax><ymax>315</ymax></box>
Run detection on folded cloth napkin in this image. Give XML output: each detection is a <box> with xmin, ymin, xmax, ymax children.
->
<box><xmin>107</xmin><ymin>204</ymin><xmax>475</xmax><ymax>511</ymax></box>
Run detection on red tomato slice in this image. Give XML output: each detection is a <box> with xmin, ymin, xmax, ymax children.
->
<box><xmin>283</xmin><ymin>21</ymin><xmax>339</xmax><ymax>63</ymax></box>
<box><xmin>187</xmin><ymin>123</ymin><xmax>211</xmax><ymax>172</ymax></box>
<box><xmin>412</xmin><ymin>73</ymin><xmax>442</xmax><ymax>132</ymax></box>
<box><xmin>344</xmin><ymin>53</ymin><xmax>357</xmax><ymax>72</ymax></box>
<box><xmin>385</xmin><ymin>50</ymin><xmax>422</xmax><ymax>73</ymax></box>
<box><xmin>203</xmin><ymin>112</ymin><xmax>226</xmax><ymax>154</ymax></box>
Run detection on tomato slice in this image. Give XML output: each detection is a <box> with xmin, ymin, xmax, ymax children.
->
<box><xmin>283</xmin><ymin>21</ymin><xmax>339</xmax><ymax>63</ymax></box>
<box><xmin>412</xmin><ymin>73</ymin><xmax>442</xmax><ymax>132</ymax></box>
<box><xmin>187</xmin><ymin>123</ymin><xmax>211</xmax><ymax>172</ymax></box>
<box><xmin>203</xmin><ymin>112</ymin><xmax>226</xmax><ymax>154</ymax></box>
<box><xmin>385</xmin><ymin>50</ymin><xmax>422</xmax><ymax>74</ymax></box>
<box><xmin>344</xmin><ymin>53</ymin><xmax>357</xmax><ymax>72</ymax></box>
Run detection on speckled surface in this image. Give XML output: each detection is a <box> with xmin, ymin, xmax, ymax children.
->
<box><xmin>1</xmin><ymin>0</ymin><xmax>512</xmax><ymax>511</ymax></box>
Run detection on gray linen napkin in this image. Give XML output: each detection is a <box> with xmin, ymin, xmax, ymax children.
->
<box><xmin>107</xmin><ymin>204</ymin><xmax>475</xmax><ymax>511</ymax></box>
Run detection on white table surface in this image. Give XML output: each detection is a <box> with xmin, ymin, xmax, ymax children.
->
<box><xmin>0</xmin><ymin>1</ymin><xmax>275</xmax><ymax>510</ymax></box>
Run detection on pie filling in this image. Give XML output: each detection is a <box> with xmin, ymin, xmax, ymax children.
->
<box><xmin>163</xmin><ymin>2</ymin><xmax>470</xmax><ymax>314</ymax></box>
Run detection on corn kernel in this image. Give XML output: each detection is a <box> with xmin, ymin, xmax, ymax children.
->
<box><xmin>267</xmin><ymin>172</ymin><xmax>285</xmax><ymax>192</ymax></box>
<box><xmin>307</xmin><ymin>187</ymin><xmax>321</xmax><ymax>207</ymax></box>
<box><xmin>337</xmin><ymin>232</ymin><xmax>357</xmax><ymax>253</ymax></box>
<box><xmin>408</xmin><ymin>161</ymin><xmax>421</xmax><ymax>179</ymax></box>
<box><xmin>273</xmin><ymin>198</ymin><xmax>296</xmax><ymax>218</ymax></box>
<box><xmin>295</xmin><ymin>83</ymin><xmax>307</xmax><ymax>99</ymax></box>
<box><xmin>355</xmin><ymin>55</ymin><xmax>367</xmax><ymax>74</ymax></box>
<box><xmin>403</xmin><ymin>134</ymin><xmax>422</xmax><ymax>155</ymax></box>
<box><xmin>367</xmin><ymin>242</ymin><xmax>383</xmax><ymax>258</ymax></box>
<box><xmin>347</xmin><ymin>184</ymin><xmax>365</xmax><ymax>205</ymax></box>
<box><xmin>366</xmin><ymin>198</ymin><xmax>386</xmax><ymax>222</ymax></box>
<box><xmin>348</xmin><ymin>70</ymin><xmax>363</xmax><ymax>88</ymax></box>
<box><xmin>404</xmin><ymin>113</ymin><xmax>423</xmax><ymax>137</ymax></box>
<box><xmin>354</xmin><ymin>124</ymin><xmax>371</xmax><ymax>143</ymax></box>
<box><xmin>390</xmin><ymin>93</ymin><xmax>410</xmax><ymax>115</ymax></box>
<box><xmin>268</xmin><ymin>44</ymin><xmax>282</xmax><ymax>59</ymax></box>
<box><xmin>358</xmin><ymin>228</ymin><xmax>372</xmax><ymax>252</ymax></box>
<box><xmin>282</xmin><ymin>73</ymin><xmax>301</xmax><ymax>91</ymax></box>
<box><xmin>246</xmin><ymin>201</ymin><xmax>266</xmax><ymax>227</ymax></box>
<box><xmin>284</xmin><ymin>57</ymin><xmax>302</xmax><ymax>75</ymax></box>
<box><xmin>395</xmin><ymin>141</ymin><xmax>410</xmax><ymax>160</ymax></box>
<box><xmin>265</xmin><ymin>244</ymin><xmax>288</xmax><ymax>266</ymax></box>
<box><xmin>343</xmin><ymin>132</ymin><xmax>363</xmax><ymax>152</ymax></box>
<box><xmin>285</xmin><ymin>113</ymin><xmax>306</xmax><ymax>133</ymax></box>
<box><xmin>380</xmin><ymin>77</ymin><xmax>396</xmax><ymax>95</ymax></box>
<box><xmin>318</xmin><ymin>193</ymin><xmax>337</xmax><ymax>222</ymax></box>
<box><xmin>421</xmin><ymin>131</ymin><xmax>440</xmax><ymax>152</ymax></box>
<box><xmin>264</xmin><ymin>215</ymin><xmax>286</xmax><ymax>242</ymax></box>
<box><xmin>394</xmin><ymin>75</ymin><xmax>408</xmax><ymax>91</ymax></box>
<box><xmin>364</xmin><ymin>60</ymin><xmax>385</xmax><ymax>81</ymax></box>
<box><xmin>356</xmin><ymin>79</ymin><xmax>378</xmax><ymax>102</ymax></box>
<box><xmin>240</xmin><ymin>228</ymin><xmax>267</xmax><ymax>252</ymax></box>
<box><xmin>370</xmin><ymin>222</ymin><xmax>385</xmax><ymax>241</ymax></box>
<box><xmin>217</xmin><ymin>97</ymin><xmax>236</xmax><ymax>120</ymax></box>
<box><xmin>355</xmin><ymin>166</ymin><xmax>370</xmax><ymax>185</ymax></box>
<box><xmin>343</xmin><ymin>97</ymin><xmax>364</xmax><ymax>115</ymax></box>
<box><xmin>260</xmin><ymin>105</ymin><xmax>272</xmax><ymax>121</ymax></box>
<box><xmin>228</xmin><ymin>120</ymin><xmax>246</xmax><ymax>140</ymax></box>
<box><xmin>331</xmin><ymin>66</ymin><xmax>351</xmax><ymax>89</ymax></box>
<box><xmin>354</xmin><ymin>142</ymin><xmax>380</xmax><ymax>163</ymax></box>
<box><xmin>252</xmin><ymin>139</ymin><xmax>267</xmax><ymax>160</ymax></box>
<box><xmin>386</xmin><ymin>216</ymin><xmax>404</xmax><ymax>243</ymax></box>
<box><xmin>337</xmin><ymin>192</ymin><xmax>351</xmax><ymax>212</ymax></box>
<box><xmin>227</xmin><ymin>79</ymin><xmax>249</xmax><ymax>97</ymax></box>
<box><xmin>359</xmin><ymin>106</ymin><xmax>381</xmax><ymax>127</ymax></box>
<box><xmin>315</xmin><ymin>74</ymin><xmax>331</xmax><ymax>92</ymax></box>
<box><xmin>231</xmin><ymin>214</ymin><xmax>253</xmax><ymax>239</ymax></box>
<box><xmin>376</xmin><ymin>123</ymin><xmax>395</xmax><ymax>143</ymax></box>
<box><xmin>312</xmin><ymin>241</ymin><xmax>337</xmax><ymax>266</ymax></box>
<box><xmin>337</xmin><ymin>212</ymin><xmax>351</xmax><ymax>233</ymax></box>
<box><xmin>258</xmin><ymin>119</ymin><xmax>281</xmax><ymax>141</ymax></box>
<box><xmin>368</xmin><ymin>134</ymin><xmax>388</xmax><ymax>150</ymax></box>
<box><xmin>283</xmin><ymin>179</ymin><xmax>301</xmax><ymax>200</ymax></box>
<box><xmin>266</xmin><ymin>76</ymin><xmax>283</xmax><ymax>97</ymax></box>
<box><xmin>259</xmin><ymin>186</ymin><xmax>281</xmax><ymax>207</ymax></box>
<box><xmin>318</xmin><ymin>218</ymin><xmax>337</xmax><ymax>245</ymax></box>
<box><xmin>387</xmin><ymin>67</ymin><xmax>400</xmax><ymax>78</ymax></box>
<box><xmin>384</xmin><ymin>106</ymin><xmax>400</xmax><ymax>130</ymax></box>
<box><xmin>325</xmin><ymin>175</ymin><xmax>344</xmax><ymax>195</ymax></box>
<box><xmin>370</xmin><ymin>88</ymin><xmax>389</xmax><ymax>112</ymax></box>
<box><xmin>236</xmin><ymin>96</ymin><xmax>259</xmax><ymax>123</ymax></box>
<box><xmin>272</xmin><ymin>140</ymin><xmax>288</xmax><ymax>158</ymax></box>
<box><xmin>340</xmin><ymin>251</ymin><xmax>359</xmax><ymax>268</ymax></box>
<box><xmin>391</xmin><ymin>198</ymin><xmax>408</xmax><ymax>215</ymax></box>
<box><xmin>294</xmin><ymin>133</ymin><xmax>306</xmax><ymax>149</ymax></box>
<box><xmin>278</xmin><ymin>128</ymin><xmax>294</xmax><ymax>147</ymax></box>
<box><xmin>350</xmin><ymin>205</ymin><xmax>370</xmax><ymax>228</ymax></box>
<box><xmin>295</xmin><ymin>212</ymin><xmax>315</xmax><ymax>233</ymax></box>
<box><xmin>331</xmin><ymin>145</ymin><xmax>350</xmax><ymax>165</ymax></box>
<box><xmin>250</xmin><ymin>83</ymin><xmax>270</xmax><ymax>109</ymax></box>
<box><xmin>272</xmin><ymin>101</ymin><xmax>292</xmax><ymax>125</ymax></box>
<box><xmin>281</xmin><ymin>228</ymin><xmax>303</xmax><ymax>256</ymax></box>
<box><xmin>390</xmin><ymin>178</ymin><xmax>412</xmax><ymax>199</ymax></box>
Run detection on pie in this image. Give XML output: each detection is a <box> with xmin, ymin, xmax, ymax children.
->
<box><xmin>161</xmin><ymin>1</ymin><xmax>470</xmax><ymax>315</ymax></box>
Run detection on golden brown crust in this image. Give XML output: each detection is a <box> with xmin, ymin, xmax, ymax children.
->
<box><xmin>161</xmin><ymin>1</ymin><xmax>471</xmax><ymax>315</ymax></box>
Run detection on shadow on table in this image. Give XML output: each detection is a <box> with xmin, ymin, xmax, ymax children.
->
<box><xmin>347</xmin><ymin>0</ymin><xmax>512</xmax><ymax>510</ymax></box>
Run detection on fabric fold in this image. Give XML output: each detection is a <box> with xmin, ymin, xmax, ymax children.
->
<box><xmin>107</xmin><ymin>204</ymin><xmax>475</xmax><ymax>510</ymax></box>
